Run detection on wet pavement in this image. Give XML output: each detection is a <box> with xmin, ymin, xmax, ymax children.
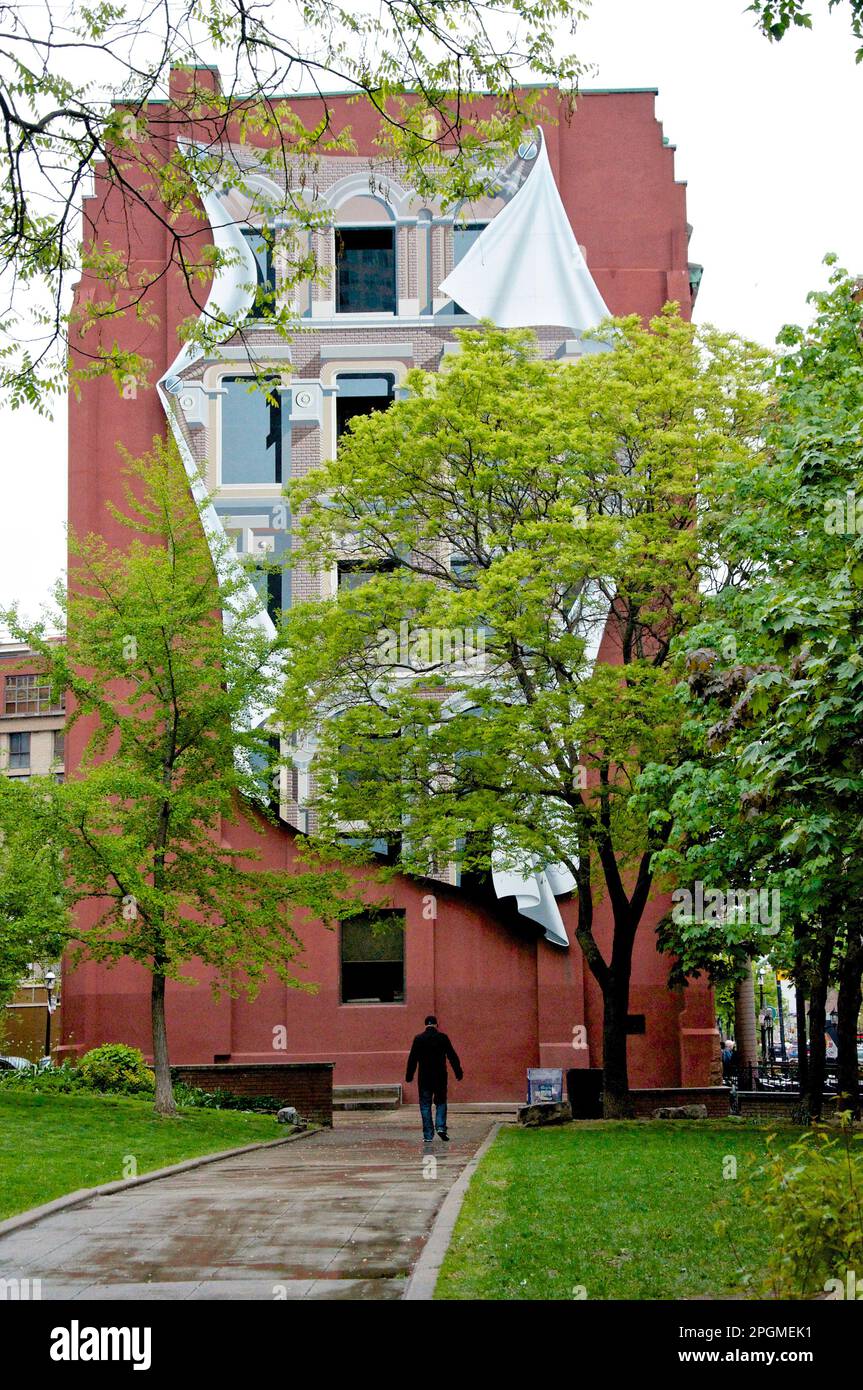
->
<box><xmin>0</xmin><ymin>1110</ymin><xmax>495</xmax><ymax>1300</ymax></box>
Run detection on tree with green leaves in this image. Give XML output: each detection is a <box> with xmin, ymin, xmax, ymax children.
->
<box><xmin>277</xmin><ymin>313</ymin><xmax>769</xmax><ymax>1115</ymax></box>
<box><xmin>749</xmin><ymin>0</ymin><xmax>863</xmax><ymax>62</ymax></box>
<box><xmin>0</xmin><ymin>775</ymin><xmax>70</xmax><ymax>1009</ymax></box>
<box><xmin>0</xmin><ymin>0</ymin><xmax>588</xmax><ymax>409</ymax></box>
<box><xmin>3</xmin><ymin>436</ymin><xmax>360</xmax><ymax>1115</ymax></box>
<box><xmin>647</xmin><ymin>260</ymin><xmax>863</xmax><ymax>1117</ymax></box>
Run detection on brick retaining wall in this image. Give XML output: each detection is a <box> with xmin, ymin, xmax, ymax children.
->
<box><xmin>734</xmin><ymin>1091</ymin><xmax>837</xmax><ymax>1121</ymax></box>
<box><xmin>629</xmin><ymin>1086</ymin><xmax>731</xmax><ymax>1117</ymax></box>
<box><xmin>170</xmin><ymin>1063</ymin><xmax>334</xmax><ymax>1127</ymax></box>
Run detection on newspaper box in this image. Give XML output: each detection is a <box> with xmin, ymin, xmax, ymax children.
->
<box><xmin>526</xmin><ymin>1067</ymin><xmax>564</xmax><ymax>1105</ymax></box>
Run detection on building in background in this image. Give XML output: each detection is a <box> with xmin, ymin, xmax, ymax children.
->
<box><xmin>59</xmin><ymin>70</ymin><xmax>719</xmax><ymax>1099</ymax></box>
<box><xmin>0</xmin><ymin>643</ymin><xmax>65</xmax><ymax>1058</ymax></box>
<box><xmin>0</xmin><ymin>642</ymin><xmax>66</xmax><ymax>783</ymax></box>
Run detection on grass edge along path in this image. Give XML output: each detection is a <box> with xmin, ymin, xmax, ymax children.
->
<box><xmin>0</xmin><ymin>1090</ymin><xmax>283</xmax><ymax>1220</ymax></box>
<box><xmin>435</xmin><ymin>1120</ymin><xmax>798</xmax><ymax>1300</ymax></box>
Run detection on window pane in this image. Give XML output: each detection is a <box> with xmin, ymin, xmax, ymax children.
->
<box><xmin>452</xmin><ymin>223</ymin><xmax>486</xmax><ymax>316</ymax></box>
<box><xmin>341</xmin><ymin>911</ymin><xmax>405</xmax><ymax>1003</ymax></box>
<box><xmin>4</xmin><ymin>674</ymin><xmax>64</xmax><ymax>714</ymax></box>
<box><xmin>242</xmin><ymin>229</ymin><xmax>276</xmax><ymax>320</ymax></box>
<box><xmin>9</xmin><ymin>731</ymin><xmax>30</xmax><ymax>769</ymax></box>
<box><xmin>336</xmin><ymin>373</ymin><xmax>394</xmax><ymax>437</ymax></box>
<box><xmin>248</xmin><ymin>564</ymin><xmax>284</xmax><ymax>623</ymax></box>
<box><xmin>336</xmin><ymin>228</ymin><xmax>396</xmax><ymax>314</ymax></box>
<box><xmin>337</xmin><ymin>558</ymin><xmax>397</xmax><ymax>591</ymax></box>
<box><xmin>222</xmin><ymin>377</ymin><xmax>288</xmax><ymax>485</ymax></box>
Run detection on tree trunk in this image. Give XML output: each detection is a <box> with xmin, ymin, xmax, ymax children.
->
<box><xmin>602</xmin><ymin>973</ymin><xmax>634</xmax><ymax>1117</ymax></box>
<box><xmin>803</xmin><ymin>941</ymin><xmax>833</xmax><ymax>1123</ymax></box>
<box><xmin>734</xmin><ymin>962</ymin><xmax>758</xmax><ymax>1086</ymax></box>
<box><xmin>835</xmin><ymin>932</ymin><xmax>863</xmax><ymax>1118</ymax></box>
<box><xmin>794</xmin><ymin>982</ymin><xmax>808</xmax><ymax>1095</ymax></box>
<box><xmin>151</xmin><ymin>969</ymin><xmax>177</xmax><ymax>1117</ymax></box>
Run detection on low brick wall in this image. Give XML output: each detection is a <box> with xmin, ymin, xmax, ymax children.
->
<box><xmin>629</xmin><ymin>1086</ymin><xmax>731</xmax><ymax>1118</ymax></box>
<box><xmin>735</xmin><ymin>1091</ymin><xmax>837</xmax><ymax>1122</ymax></box>
<box><xmin>170</xmin><ymin>1063</ymin><xmax>334</xmax><ymax>1127</ymax></box>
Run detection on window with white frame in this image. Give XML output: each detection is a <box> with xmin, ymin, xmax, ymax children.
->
<box><xmin>335</xmin><ymin>227</ymin><xmax>396</xmax><ymax>314</ymax></box>
<box><xmin>221</xmin><ymin>376</ymin><xmax>289</xmax><ymax>485</ymax></box>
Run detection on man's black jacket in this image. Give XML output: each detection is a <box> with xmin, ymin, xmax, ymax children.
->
<box><xmin>405</xmin><ymin>1026</ymin><xmax>463</xmax><ymax>1091</ymax></box>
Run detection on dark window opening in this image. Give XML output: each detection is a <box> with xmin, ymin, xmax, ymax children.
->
<box><xmin>336</xmin><ymin>227</ymin><xmax>396</xmax><ymax>314</ymax></box>
<box><xmin>222</xmin><ymin>376</ymin><xmax>287</xmax><ymax>485</ymax></box>
<box><xmin>336</xmin><ymin>373</ymin><xmax>395</xmax><ymax>438</ymax></box>
<box><xmin>337</xmin><ymin>556</ymin><xmax>398</xmax><ymax>591</ymax></box>
<box><xmin>242</xmin><ymin>229</ymin><xmax>276</xmax><ymax>320</ymax></box>
<box><xmin>9</xmin><ymin>731</ymin><xmax>30</xmax><ymax>770</ymax></box>
<box><xmin>248</xmin><ymin>563</ymin><xmax>283</xmax><ymax>623</ymax></box>
<box><xmin>626</xmin><ymin>1014</ymin><xmax>646</xmax><ymax>1035</ymax></box>
<box><xmin>341</xmin><ymin>911</ymin><xmax>405</xmax><ymax>1004</ymax></box>
<box><xmin>267</xmin><ymin>733</ymin><xmax>281</xmax><ymax>815</ymax></box>
<box><xmin>452</xmin><ymin>222</ymin><xmax>486</xmax><ymax>315</ymax></box>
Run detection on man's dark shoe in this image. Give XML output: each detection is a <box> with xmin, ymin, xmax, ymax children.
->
<box><xmin>437</xmin><ymin>1130</ymin><xmax>450</xmax><ymax>1142</ymax></box>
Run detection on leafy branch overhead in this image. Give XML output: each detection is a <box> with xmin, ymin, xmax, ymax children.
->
<box><xmin>749</xmin><ymin>0</ymin><xmax>863</xmax><ymax>60</ymax></box>
<box><xmin>0</xmin><ymin>0</ymin><xmax>589</xmax><ymax>409</ymax></box>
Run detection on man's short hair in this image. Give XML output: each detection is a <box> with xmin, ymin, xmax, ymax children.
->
<box><xmin>425</xmin><ymin>1014</ymin><xmax>438</xmax><ymax>1026</ymax></box>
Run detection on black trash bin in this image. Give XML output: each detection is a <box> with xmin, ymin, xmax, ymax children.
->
<box><xmin>567</xmin><ymin>1067</ymin><xmax>603</xmax><ymax>1119</ymax></box>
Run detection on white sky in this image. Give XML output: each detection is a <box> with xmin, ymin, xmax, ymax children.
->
<box><xmin>1</xmin><ymin>0</ymin><xmax>860</xmax><ymax>622</ymax></box>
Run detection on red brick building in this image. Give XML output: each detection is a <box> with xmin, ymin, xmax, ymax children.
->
<box><xmin>60</xmin><ymin>71</ymin><xmax>718</xmax><ymax>1100</ymax></box>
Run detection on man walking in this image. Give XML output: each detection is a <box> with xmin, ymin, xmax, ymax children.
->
<box><xmin>405</xmin><ymin>1015</ymin><xmax>463</xmax><ymax>1145</ymax></box>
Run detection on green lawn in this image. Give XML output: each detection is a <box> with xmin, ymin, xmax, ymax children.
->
<box><xmin>437</xmin><ymin>1121</ymin><xmax>796</xmax><ymax>1300</ymax></box>
<box><xmin>0</xmin><ymin>1091</ymin><xmax>281</xmax><ymax>1220</ymax></box>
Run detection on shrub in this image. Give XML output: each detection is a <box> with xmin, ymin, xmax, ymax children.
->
<box><xmin>171</xmin><ymin>1082</ymin><xmax>288</xmax><ymax>1114</ymax></box>
<box><xmin>740</xmin><ymin>1115</ymin><xmax>863</xmax><ymax>1298</ymax></box>
<box><xmin>77</xmin><ymin>1044</ymin><xmax>155</xmax><ymax>1096</ymax></box>
<box><xmin>0</xmin><ymin>1061</ymin><xmax>85</xmax><ymax>1093</ymax></box>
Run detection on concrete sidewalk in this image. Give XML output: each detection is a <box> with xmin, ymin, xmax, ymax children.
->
<box><xmin>0</xmin><ymin>1110</ymin><xmax>495</xmax><ymax>1300</ymax></box>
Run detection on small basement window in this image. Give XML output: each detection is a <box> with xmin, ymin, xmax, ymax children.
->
<box><xmin>341</xmin><ymin>910</ymin><xmax>405</xmax><ymax>1004</ymax></box>
<box><xmin>336</xmin><ymin>227</ymin><xmax>396</xmax><ymax>314</ymax></box>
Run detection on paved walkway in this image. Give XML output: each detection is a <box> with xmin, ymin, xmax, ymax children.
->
<box><xmin>0</xmin><ymin>1111</ymin><xmax>495</xmax><ymax>1300</ymax></box>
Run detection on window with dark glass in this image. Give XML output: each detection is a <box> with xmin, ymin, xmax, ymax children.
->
<box><xmin>9</xmin><ymin>732</ymin><xmax>30</xmax><ymax>770</ymax></box>
<box><xmin>335</xmin><ymin>373</ymin><xmax>395</xmax><ymax>438</ymax></box>
<box><xmin>452</xmin><ymin>222</ymin><xmax>486</xmax><ymax>315</ymax></box>
<box><xmin>242</xmin><ymin>229</ymin><xmax>276</xmax><ymax>320</ymax></box>
<box><xmin>253</xmin><ymin>565</ymin><xmax>283</xmax><ymax>623</ymax></box>
<box><xmin>341</xmin><ymin>910</ymin><xmax>405</xmax><ymax>1004</ymax></box>
<box><xmin>336</xmin><ymin>227</ymin><xmax>396</xmax><ymax>314</ymax></box>
<box><xmin>337</xmin><ymin>557</ymin><xmax>398</xmax><ymax>591</ymax></box>
<box><xmin>4</xmin><ymin>675</ymin><xmax>64</xmax><ymax>715</ymax></box>
<box><xmin>222</xmin><ymin>377</ymin><xmax>288</xmax><ymax>485</ymax></box>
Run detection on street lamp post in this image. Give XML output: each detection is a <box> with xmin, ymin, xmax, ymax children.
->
<box><xmin>43</xmin><ymin>970</ymin><xmax>56</xmax><ymax>1061</ymax></box>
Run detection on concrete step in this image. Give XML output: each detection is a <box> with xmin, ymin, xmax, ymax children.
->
<box><xmin>333</xmin><ymin>1084</ymin><xmax>402</xmax><ymax>1111</ymax></box>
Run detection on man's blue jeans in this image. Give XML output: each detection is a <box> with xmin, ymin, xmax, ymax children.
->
<box><xmin>419</xmin><ymin>1087</ymin><xmax>447</xmax><ymax>1141</ymax></box>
